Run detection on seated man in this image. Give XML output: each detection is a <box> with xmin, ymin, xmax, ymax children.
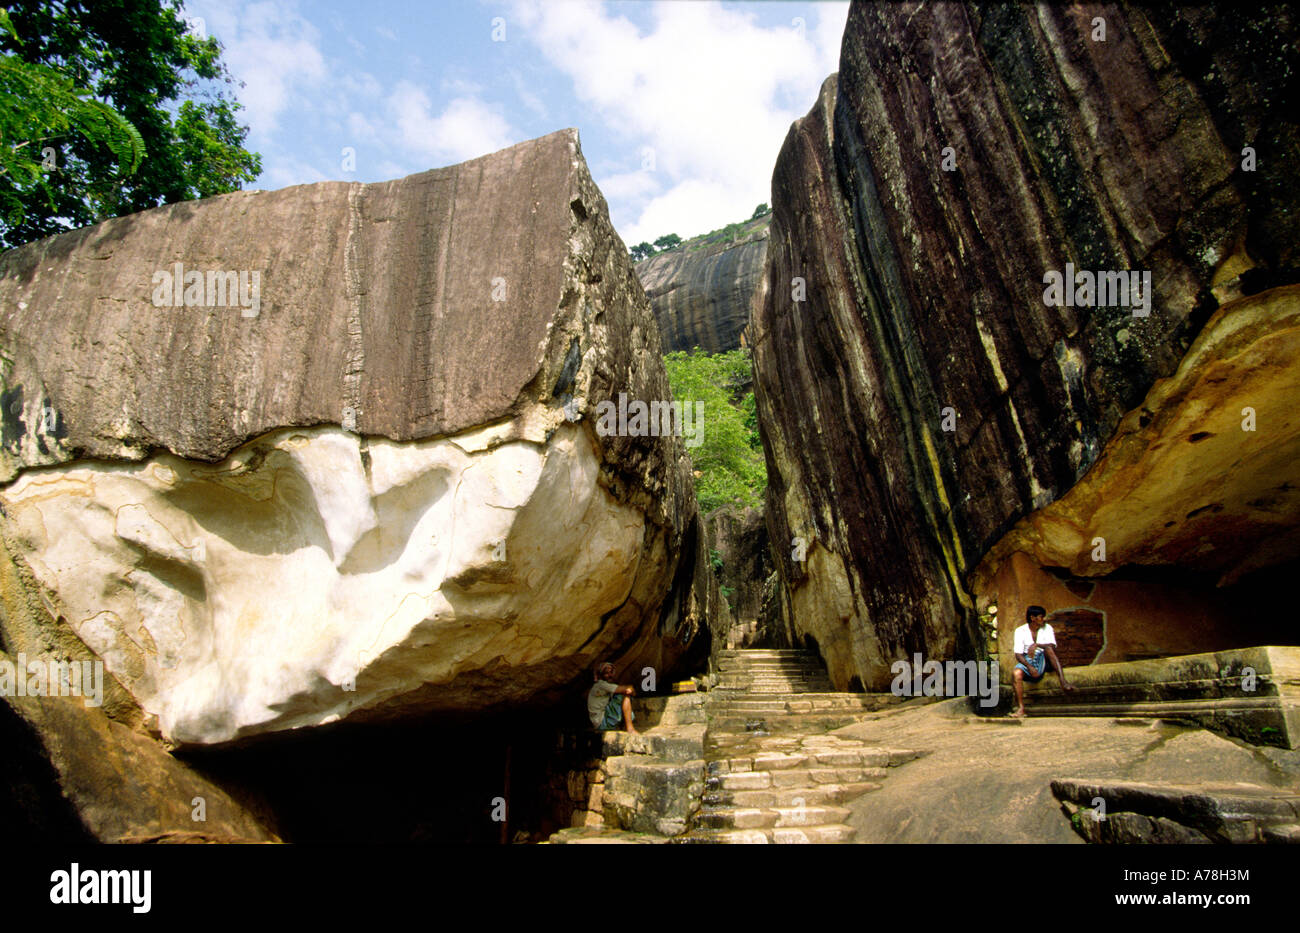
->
<box><xmin>587</xmin><ymin>662</ymin><xmax>638</xmax><ymax>733</ymax></box>
<box><xmin>1011</xmin><ymin>604</ymin><xmax>1076</xmax><ymax>718</ymax></box>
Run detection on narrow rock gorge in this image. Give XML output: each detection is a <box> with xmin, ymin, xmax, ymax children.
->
<box><xmin>3</xmin><ymin>0</ymin><xmax>1298</xmax><ymax>851</ymax></box>
<box><xmin>751</xmin><ymin>2</ymin><xmax>1300</xmax><ymax>691</ymax></box>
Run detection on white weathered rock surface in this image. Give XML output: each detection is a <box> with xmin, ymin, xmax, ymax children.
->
<box><xmin>2</xmin><ymin>421</ymin><xmax>656</xmax><ymax>744</ymax></box>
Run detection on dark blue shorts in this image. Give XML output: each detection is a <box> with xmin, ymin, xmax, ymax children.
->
<box><xmin>1015</xmin><ymin>652</ymin><xmax>1047</xmax><ymax>681</ymax></box>
<box><xmin>600</xmin><ymin>694</ymin><xmax>624</xmax><ymax>729</ymax></box>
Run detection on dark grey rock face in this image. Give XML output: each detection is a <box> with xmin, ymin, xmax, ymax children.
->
<box><xmin>635</xmin><ymin>218</ymin><xmax>768</xmax><ymax>354</ymax></box>
<box><xmin>751</xmin><ymin>2</ymin><xmax>1300</xmax><ymax>689</ymax></box>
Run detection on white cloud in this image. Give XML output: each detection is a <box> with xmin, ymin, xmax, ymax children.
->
<box><xmin>388</xmin><ymin>82</ymin><xmax>516</xmax><ymax>166</ymax></box>
<box><xmin>814</xmin><ymin>4</ymin><xmax>850</xmax><ymax>70</ymax></box>
<box><xmin>185</xmin><ymin>0</ymin><xmax>327</xmax><ymax>135</ymax></box>
<box><xmin>618</xmin><ymin>179</ymin><xmax>751</xmax><ymax>247</ymax></box>
<box><xmin>346</xmin><ymin>111</ymin><xmax>379</xmax><ymax>142</ymax></box>
<box><xmin>508</xmin><ymin>69</ymin><xmax>549</xmax><ymax>121</ymax></box>
<box><xmin>509</xmin><ymin>0</ymin><xmax>848</xmax><ymax>243</ymax></box>
<box><xmin>258</xmin><ymin>154</ymin><xmax>330</xmax><ymax>190</ymax></box>
<box><xmin>596</xmin><ymin>169</ymin><xmax>660</xmax><ymax>205</ymax></box>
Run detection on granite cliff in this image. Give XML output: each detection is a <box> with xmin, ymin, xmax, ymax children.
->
<box><xmin>635</xmin><ymin>216</ymin><xmax>769</xmax><ymax>353</ymax></box>
<box><xmin>751</xmin><ymin>2</ymin><xmax>1300</xmax><ymax>689</ymax></box>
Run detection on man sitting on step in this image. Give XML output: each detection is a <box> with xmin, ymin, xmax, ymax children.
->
<box><xmin>1010</xmin><ymin>605</ymin><xmax>1076</xmax><ymax>718</ymax></box>
<box><xmin>588</xmin><ymin>662</ymin><xmax>638</xmax><ymax>733</ymax></box>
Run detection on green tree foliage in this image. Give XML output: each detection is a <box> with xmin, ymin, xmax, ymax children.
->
<box><xmin>662</xmin><ymin>348</ymin><xmax>766</xmax><ymax>513</ymax></box>
<box><xmin>0</xmin><ymin>0</ymin><xmax>262</xmax><ymax>249</ymax></box>
<box><xmin>750</xmin><ymin>202</ymin><xmax>770</xmax><ymax>219</ymax></box>
<box><xmin>629</xmin><ymin>241</ymin><xmax>654</xmax><ymax>262</ymax></box>
<box><xmin>652</xmin><ymin>232</ymin><xmax>682</xmax><ymax>251</ymax></box>
<box><xmin>0</xmin><ymin>8</ymin><xmax>144</xmax><ymax>226</ymax></box>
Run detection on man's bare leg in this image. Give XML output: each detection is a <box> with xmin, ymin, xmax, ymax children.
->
<box><xmin>621</xmin><ymin>694</ymin><xmax>639</xmax><ymax>734</ymax></box>
<box><xmin>1045</xmin><ymin>647</ymin><xmax>1076</xmax><ymax>692</ymax></box>
<box><xmin>1011</xmin><ymin>668</ymin><xmax>1026</xmax><ymax>718</ymax></box>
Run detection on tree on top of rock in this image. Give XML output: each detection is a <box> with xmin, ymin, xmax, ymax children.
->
<box><xmin>653</xmin><ymin>232</ymin><xmax>682</xmax><ymax>252</ymax></box>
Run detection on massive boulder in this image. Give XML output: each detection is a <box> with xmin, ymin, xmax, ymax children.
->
<box><xmin>635</xmin><ymin>216</ymin><xmax>769</xmax><ymax>353</ymax></box>
<box><xmin>0</xmin><ymin>128</ymin><xmax>725</xmax><ymax>745</ymax></box>
<box><xmin>751</xmin><ymin>2</ymin><xmax>1300</xmax><ymax>688</ymax></box>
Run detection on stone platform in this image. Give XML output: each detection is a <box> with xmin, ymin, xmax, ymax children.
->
<box><xmin>1017</xmin><ymin>645</ymin><xmax>1300</xmax><ymax>748</ymax></box>
<box><xmin>1053</xmin><ymin>778</ymin><xmax>1300</xmax><ymax>843</ymax></box>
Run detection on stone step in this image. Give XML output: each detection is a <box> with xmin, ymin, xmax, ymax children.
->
<box><xmin>717</xmin><ymin>682</ymin><xmax>834</xmax><ymax>691</ymax></box>
<box><xmin>717</xmin><ymin>650</ymin><xmax>821</xmax><ymax>657</ymax></box>
<box><xmin>709</xmin><ymin>695</ymin><xmax>880</xmax><ymax>712</ymax></box>
<box><xmin>628</xmin><ymin>695</ymin><xmax>707</xmax><ymax>727</ymax></box>
<box><xmin>696</xmin><ymin>804</ymin><xmax>852</xmax><ymax>830</ymax></box>
<box><xmin>718</xmin><ymin>681</ymin><xmax>832</xmax><ymax>689</ymax></box>
<box><xmin>704</xmin><ymin>781</ymin><xmax>881</xmax><ymax>809</ymax></box>
<box><xmin>709</xmin><ymin>713</ymin><xmax>877</xmax><ymax>733</ymax></box>
<box><xmin>707</xmin><ymin>765</ymin><xmax>888</xmax><ymax>791</ymax></box>
<box><xmin>717</xmin><ymin>670</ymin><xmax>834</xmax><ymax>678</ymax></box>
<box><xmin>708</xmin><ymin>750</ymin><xmax>810</xmax><ymax>771</ymax></box>
<box><xmin>602</xmin><ymin>757</ymin><xmax>706</xmax><ymax>837</ymax></box>
<box><xmin>714</xmin><ymin>686</ymin><xmax>837</xmax><ymax>696</ymax></box>
<box><xmin>712</xmin><ymin>690</ymin><xmax>875</xmax><ymax>699</ymax></box>
<box><xmin>600</xmin><ymin>724</ymin><xmax>704</xmax><ymax>762</ymax></box>
<box><xmin>676</xmin><ymin>823</ymin><xmax>857</xmax><ymax>844</ymax></box>
<box><xmin>720</xmin><ymin>688</ymin><xmax>837</xmax><ymax>695</ymax></box>
<box><xmin>717</xmin><ymin>660</ymin><xmax>827</xmax><ymax>669</ymax></box>
<box><xmin>704</xmin><ymin>735</ymin><xmax>920</xmax><ymax>763</ymax></box>
<box><xmin>547</xmin><ymin>826</ymin><xmax>672</xmax><ymax>844</ymax></box>
<box><xmin>713</xmin><ymin>746</ymin><xmax>909</xmax><ymax>771</ymax></box>
<box><xmin>735</xmin><ymin>671</ymin><xmax>834</xmax><ymax>678</ymax></box>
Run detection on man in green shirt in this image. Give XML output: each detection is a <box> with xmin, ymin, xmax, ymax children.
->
<box><xmin>587</xmin><ymin>662</ymin><xmax>638</xmax><ymax>733</ymax></box>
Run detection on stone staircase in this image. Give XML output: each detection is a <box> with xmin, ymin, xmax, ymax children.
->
<box><xmin>547</xmin><ymin>694</ymin><xmax>707</xmax><ymax>844</ymax></box>
<box><xmin>678</xmin><ymin>649</ymin><xmax>920</xmax><ymax>844</ymax></box>
<box><xmin>548</xmin><ymin>649</ymin><xmax>921</xmax><ymax>844</ymax></box>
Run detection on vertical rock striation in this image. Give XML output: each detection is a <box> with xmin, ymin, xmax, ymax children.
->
<box><xmin>751</xmin><ymin>2</ymin><xmax>1300</xmax><ymax>688</ymax></box>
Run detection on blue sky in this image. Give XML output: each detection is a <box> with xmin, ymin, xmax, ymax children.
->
<box><xmin>181</xmin><ymin>0</ymin><xmax>848</xmax><ymax>245</ymax></box>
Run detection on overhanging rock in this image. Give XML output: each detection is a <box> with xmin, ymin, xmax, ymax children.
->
<box><xmin>0</xmin><ymin>129</ymin><xmax>726</xmax><ymax>745</ymax></box>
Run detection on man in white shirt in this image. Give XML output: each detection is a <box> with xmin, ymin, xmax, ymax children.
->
<box><xmin>1011</xmin><ymin>605</ymin><xmax>1075</xmax><ymax>718</ymax></box>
